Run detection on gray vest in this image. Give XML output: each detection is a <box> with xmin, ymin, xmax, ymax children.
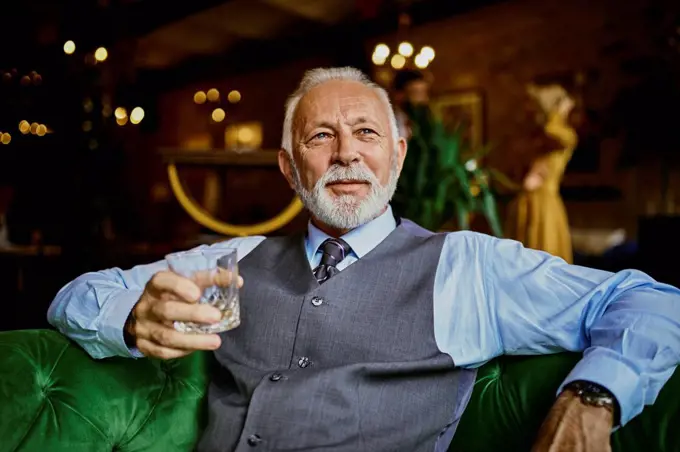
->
<box><xmin>198</xmin><ymin>222</ymin><xmax>476</xmax><ymax>452</ymax></box>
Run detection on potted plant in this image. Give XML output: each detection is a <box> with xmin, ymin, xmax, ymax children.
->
<box><xmin>392</xmin><ymin>104</ymin><xmax>503</xmax><ymax>236</ymax></box>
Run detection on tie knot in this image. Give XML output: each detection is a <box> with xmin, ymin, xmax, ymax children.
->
<box><xmin>318</xmin><ymin>238</ymin><xmax>351</xmax><ymax>268</ymax></box>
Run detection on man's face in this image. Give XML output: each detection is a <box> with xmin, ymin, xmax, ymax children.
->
<box><xmin>279</xmin><ymin>80</ymin><xmax>407</xmax><ymax>231</ymax></box>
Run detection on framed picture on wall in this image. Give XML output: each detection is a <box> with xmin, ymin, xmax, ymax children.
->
<box><xmin>430</xmin><ymin>90</ymin><xmax>485</xmax><ymax>151</ymax></box>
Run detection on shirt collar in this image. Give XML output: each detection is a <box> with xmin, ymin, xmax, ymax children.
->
<box><xmin>305</xmin><ymin>205</ymin><xmax>397</xmax><ymax>261</ymax></box>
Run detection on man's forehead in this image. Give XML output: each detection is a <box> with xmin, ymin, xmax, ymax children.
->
<box><xmin>303</xmin><ymin>95</ymin><xmax>379</xmax><ymax>116</ymax></box>
<box><xmin>296</xmin><ymin>81</ymin><xmax>385</xmax><ymax>121</ymax></box>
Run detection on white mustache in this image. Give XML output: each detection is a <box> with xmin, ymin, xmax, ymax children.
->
<box><xmin>321</xmin><ymin>165</ymin><xmax>377</xmax><ymax>185</ymax></box>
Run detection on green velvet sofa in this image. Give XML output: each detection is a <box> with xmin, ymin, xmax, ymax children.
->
<box><xmin>1</xmin><ymin>329</ymin><xmax>679</xmax><ymax>451</ymax></box>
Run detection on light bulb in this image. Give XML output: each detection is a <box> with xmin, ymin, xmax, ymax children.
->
<box><xmin>374</xmin><ymin>44</ymin><xmax>390</xmax><ymax>59</ymax></box>
<box><xmin>207</xmin><ymin>88</ymin><xmax>220</xmax><ymax>102</ymax></box>
<box><xmin>212</xmin><ymin>108</ymin><xmax>226</xmax><ymax>122</ymax></box>
<box><xmin>130</xmin><ymin>107</ymin><xmax>145</xmax><ymax>124</ymax></box>
<box><xmin>63</xmin><ymin>40</ymin><xmax>76</xmax><ymax>55</ymax></box>
<box><xmin>94</xmin><ymin>47</ymin><xmax>108</xmax><ymax>62</ymax></box>
<box><xmin>194</xmin><ymin>91</ymin><xmax>207</xmax><ymax>104</ymax></box>
<box><xmin>398</xmin><ymin>42</ymin><xmax>414</xmax><ymax>57</ymax></box>
<box><xmin>227</xmin><ymin>90</ymin><xmax>241</xmax><ymax>103</ymax></box>
<box><xmin>420</xmin><ymin>46</ymin><xmax>435</xmax><ymax>61</ymax></box>
<box><xmin>372</xmin><ymin>53</ymin><xmax>387</xmax><ymax>65</ymax></box>
<box><xmin>390</xmin><ymin>54</ymin><xmax>406</xmax><ymax>69</ymax></box>
<box><xmin>414</xmin><ymin>53</ymin><xmax>429</xmax><ymax>69</ymax></box>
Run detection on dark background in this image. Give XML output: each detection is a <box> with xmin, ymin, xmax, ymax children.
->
<box><xmin>1</xmin><ymin>0</ymin><xmax>679</xmax><ymax>331</ymax></box>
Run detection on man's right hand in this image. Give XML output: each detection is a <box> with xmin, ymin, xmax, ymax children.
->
<box><xmin>124</xmin><ymin>270</ymin><xmax>225</xmax><ymax>359</ymax></box>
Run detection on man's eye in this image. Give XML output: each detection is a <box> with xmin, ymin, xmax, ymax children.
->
<box><xmin>312</xmin><ymin>132</ymin><xmax>330</xmax><ymax>140</ymax></box>
<box><xmin>358</xmin><ymin>128</ymin><xmax>377</xmax><ymax>135</ymax></box>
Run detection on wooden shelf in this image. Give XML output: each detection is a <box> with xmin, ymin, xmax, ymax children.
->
<box><xmin>159</xmin><ymin>148</ymin><xmax>279</xmax><ymax>167</ymax></box>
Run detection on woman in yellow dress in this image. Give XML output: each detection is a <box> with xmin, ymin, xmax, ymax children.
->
<box><xmin>505</xmin><ymin>84</ymin><xmax>578</xmax><ymax>263</ymax></box>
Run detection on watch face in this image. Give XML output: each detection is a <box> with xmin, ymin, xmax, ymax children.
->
<box><xmin>567</xmin><ymin>382</ymin><xmax>614</xmax><ymax>403</ymax></box>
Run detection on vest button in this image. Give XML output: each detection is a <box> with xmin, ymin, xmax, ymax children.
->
<box><xmin>311</xmin><ymin>296</ymin><xmax>324</xmax><ymax>307</ymax></box>
<box><xmin>269</xmin><ymin>373</ymin><xmax>283</xmax><ymax>382</ymax></box>
<box><xmin>247</xmin><ymin>434</ymin><xmax>262</xmax><ymax>447</ymax></box>
<box><xmin>297</xmin><ymin>356</ymin><xmax>310</xmax><ymax>368</ymax></box>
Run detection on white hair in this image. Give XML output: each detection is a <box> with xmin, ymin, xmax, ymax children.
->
<box><xmin>295</xmin><ymin>157</ymin><xmax>399</xmax><ymax>230</ymax></box>
<box><xmin>280</xmin><ymin>66</ymin><xmax>400</xmax><ymax>156</ymax></box>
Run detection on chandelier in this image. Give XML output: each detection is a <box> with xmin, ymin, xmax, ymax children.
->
<box><xmin>370</xmin><ymin>12</ymin><xmax>435</xmax><ymax>70</ymax></box>
<box><xmin>371</xmin><ymin>42</ymin><xmax>435</xmax><ymax>70</ymax></box>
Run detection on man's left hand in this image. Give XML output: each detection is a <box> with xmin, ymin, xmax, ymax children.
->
<box><xmin>531</xmin><ymin>390</ymin><xmax>614</xmax><ymax>452</ymax></box>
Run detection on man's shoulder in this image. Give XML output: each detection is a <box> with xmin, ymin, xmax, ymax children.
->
<box><xmin>399</xmin><ymin>218</ymin><xmax>436</xmax><ymax>237</ymax></box>
<box><xmin>398</xmin><ymin>221</ymin><xmax>503</xmax><ymax>262</ymax></box>
<box><xmin>399</xmin><ymin>218</ymin><xmax>497</xmax><ymax>246</ymax></box>
<box><xmin>443</xmin><ymin>230</ymin><xmax>495</xmax><ymax>241</ymax></box>
<box><xmin>440</xmin><ymin>230</ymin><xmax>502</xmax><ymax>251</ymax></box>
<box><xmin>439</xmin><ymin>231</ymin><xmax>533</xmax><ymax>264</ymax></box>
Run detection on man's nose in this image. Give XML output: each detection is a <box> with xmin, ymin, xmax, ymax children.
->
<box><xmin>334</xmin><ymin>132</ymin><xmax>360</xmax><ymax>165</ymax></box>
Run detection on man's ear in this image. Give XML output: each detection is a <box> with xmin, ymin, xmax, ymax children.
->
<box><xmin>395</xmin><ymin>137</ymin><xmax>408</xmax><ymax>174</ymax></box>
<box><xmin>278</xmin><ymin>149</ymin><xmax>296</xmax><ymax>190</ymax></box>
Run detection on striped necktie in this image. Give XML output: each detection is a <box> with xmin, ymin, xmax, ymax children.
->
<box><xmin>313</xmin><ymin>238</ymin><xmax>351</xmax><ymax>284</ymax></box>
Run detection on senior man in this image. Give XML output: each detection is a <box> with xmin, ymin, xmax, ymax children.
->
<box><xmin>49</xmin><ymin>67</ymin><xmax>680</xmax><ymax>452</ymax></box>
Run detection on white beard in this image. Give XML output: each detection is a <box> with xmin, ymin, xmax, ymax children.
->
<box><xmin>292</xmin><ymin>160</ymin><xmax>399</xmax><ymax>230</ymax></box>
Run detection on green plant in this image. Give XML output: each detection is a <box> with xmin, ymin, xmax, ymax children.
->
<box><xmin>392</xmin><ymin>104</ymin><xmax>503</xmax><ymax>236</ymax></box>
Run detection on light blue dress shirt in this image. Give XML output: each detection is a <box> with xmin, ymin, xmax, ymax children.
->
<box><xmin>48</xmin><ymin>206</ymin><xmax>680</xmax><ymax>427</ymax></box>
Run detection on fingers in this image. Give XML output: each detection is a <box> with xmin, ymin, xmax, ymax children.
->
<box><xmin>213</xmin><ymin>268</ymin><xmax>244</xmax><ymax>288</ymax></box>
<box><xmin>137</xmin><ymin>324</ymin><xmax>221</xmax><ymax>351</ymax></box>
<box><xmin>147</xmin><ymin>271</ymin><xmax>201</xmax><ymax>303</ymax></box>
<box><xmin>192</xmin><ymin>269</ymin><xmax>243</xmax><ymax>289</ymax></box>
<box><xmin>129</xmin><ymin>270</ymin><xmax>236</xmax><ymax>360</ymax></box>
<box><xmin>150</xmin><ymin>300</ymin><xmax>222</xmax><ymax>324</ymax></box>
<box><xmin>136</xmin><ymin>338</ymin><xmax>192</xmax><ymax>360</ymax></box>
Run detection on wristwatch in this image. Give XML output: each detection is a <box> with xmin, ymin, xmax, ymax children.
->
<box><xmin>564</xmin><ymin>380</ymin><xmax>620</xmax><ymax>425</ymax></box>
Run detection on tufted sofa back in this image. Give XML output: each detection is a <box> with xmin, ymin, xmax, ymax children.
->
<box><xmin>1</xmin><ymin>329</ymin><xmax>678</xmax><ymax>451</ymax></box>
<box><xmin>2</xmin><ymin>330</ymin><xmax>210</xmax><ymax>451</ymax></box>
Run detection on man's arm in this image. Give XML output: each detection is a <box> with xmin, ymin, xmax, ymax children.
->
<box><xmin>476</xmin><ymin>235</ymin><xmax>680</xmax><ymax>427</ymax></box>
<box><xmin>47</xmin><ymin>237</ymin><xmax>265</xmax><ymax>359</ymax></box>
<box><xmin>47</xmin><ymin>261</ymin><xmax>164</xmax><ymax>359</ymax></box>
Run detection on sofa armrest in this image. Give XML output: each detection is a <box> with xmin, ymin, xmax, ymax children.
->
<box><xmin>0</xmin><ymin>329</ymin><xmax>211</xmax><ymax>452</ymax></box>
<box><xmin>451</xmin><ymin>353</ymin><xmax>680</xmax><ymax>452</ymax></box>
